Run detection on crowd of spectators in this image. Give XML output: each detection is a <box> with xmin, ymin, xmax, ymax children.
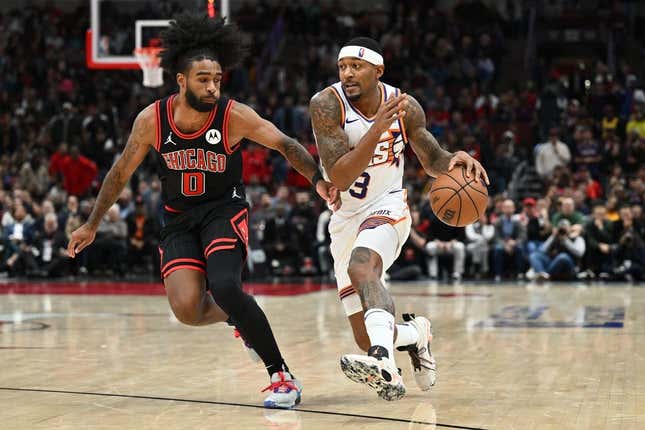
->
<box><xmin>0</xmin><ymin>1</ymin><xmax>642</xmax><ymax>283</ymax></box>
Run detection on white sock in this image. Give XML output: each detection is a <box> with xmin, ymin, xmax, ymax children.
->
<box><xmin>394</xmin><ymin>323</ymin><xmax>419</xmax><ymax>348</ymax></box>
<box><xmin>364</xmin><ymin>308</ymin><xmax>395</xmax><ymax>361</ymax></box>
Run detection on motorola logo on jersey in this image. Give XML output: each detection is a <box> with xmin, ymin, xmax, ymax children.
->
<box><xmin>205</xmin><ymin>129</ymin><xmax>221</xmax><ymax>145</ymax></box>
<box><xmin>162</xmin><ymin>148</ymin><xmax>227</xmax><ymax>173</ymax></box>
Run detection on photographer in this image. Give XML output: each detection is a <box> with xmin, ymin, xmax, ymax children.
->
<box><xmin>528</xmin><ymin>219</ymin><xmax>586</xmax><ymax>281</ymax></box>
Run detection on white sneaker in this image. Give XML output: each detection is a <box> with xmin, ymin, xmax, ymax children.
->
<box><xmin>262</xmin><ymin>371</ymin><xmax>302</xmax><ymax>409</ymax></box>
<box><xmin>526</xmin><ymin>268</ymin><xmax>536</xmax><ymax>281</ymax></box>
<box><xmin>399</xmin><ymin>313</ymin><xmax>437</xmax><ymax>390</ymax></box>
<box><xmin>340</xmin><ymin>353</ymin><xmax>406</xmax><ymax>401</ymax></box>
<box><xmin>233</xmin><ymin>328</ymin><xmax>261</xmax><ymax>362</ymax></box>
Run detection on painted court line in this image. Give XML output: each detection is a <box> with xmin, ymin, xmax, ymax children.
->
<box><xmin>0</xmin><ymin>387</ymin><xmax>488</xmax><ymax>430</ymax></box>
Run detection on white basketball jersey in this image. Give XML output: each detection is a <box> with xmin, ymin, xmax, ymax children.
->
<box><xmin>318</xmin><ymin>81</ymin><xmax>407</xmax><ymax>216</ymax></box>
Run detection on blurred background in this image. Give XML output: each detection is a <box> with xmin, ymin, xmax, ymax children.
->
<box><xmin>0</xmin><ymin>0</ymin><xmax>643</xmax><ymax>283</ymax></box>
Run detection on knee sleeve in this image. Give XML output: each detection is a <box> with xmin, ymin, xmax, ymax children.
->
<box><xmin>206</xmin><ymin>246</ymin><xmax>250</xmax><ymax>315</ymax></box>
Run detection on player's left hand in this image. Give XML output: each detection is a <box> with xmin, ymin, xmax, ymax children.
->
<box><xmin>447</xmin><ymin>151</ymin><xmax>490</xmax><ymax>185</ymax></box>
<box><xmin>316</xmin><ymin>180</ymin><xmax>342</xmax><ymax>212</ymax></box>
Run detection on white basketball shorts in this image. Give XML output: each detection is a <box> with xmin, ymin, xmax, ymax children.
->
<box><xmin>329</xmin><ymin>190</ymin><xmax>411</xmax><ymax>316</ymax></box>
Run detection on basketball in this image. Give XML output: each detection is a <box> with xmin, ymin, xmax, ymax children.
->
<box><xmin>429</xmin><ymin>167</ymin><xmax>489</xmax><ymax>227</ymax></box>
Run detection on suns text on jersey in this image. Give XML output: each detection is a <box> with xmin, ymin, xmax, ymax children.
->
<box><xmin>162</xmin><ymin>149</ymin><xmax>227</xmax><ymax>173</ymax></box>
<box><xmin>368</xmin><ymin>130</ymin><xmax>405</xmax><ymax>167</ymax></box>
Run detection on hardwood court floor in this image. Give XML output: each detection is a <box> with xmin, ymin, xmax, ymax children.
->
<box><xmin>1</xmin><ymin>280</ymin><xmax>644</xmax><ymax>430</ymax></box>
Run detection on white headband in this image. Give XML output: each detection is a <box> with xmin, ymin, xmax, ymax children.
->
<box><xmin>338</xmin><ymin>45</ymin><xmax>383</xmax><ymax>66</ymax></box>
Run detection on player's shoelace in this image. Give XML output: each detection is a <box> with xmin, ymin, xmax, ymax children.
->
<box><xmin>261</xmin><ymin>372</ymin><xmax>299</xmax><ymax>393</ymax></box>
<box><xmin>408</xmin><ymin>345</ymin><xmax>434</xmax><ymax>371</ymax></box>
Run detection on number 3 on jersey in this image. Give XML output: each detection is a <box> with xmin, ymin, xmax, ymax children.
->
<box><xmin>349</xmin><ymin>172</ymin><xmax>370</xmax><ymax>199</ymax></box>
<box><xmin>182</xmin><ymin>172</ymin><xmax>205</xmax><ymax>196</ymax></box>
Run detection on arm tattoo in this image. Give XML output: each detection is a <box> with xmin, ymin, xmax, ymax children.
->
<box><xmin>87</xmin><ymin>111</ymin><xmax>152</xmax><ymax>228</ymax></box>
<box><xmin>280</xmin><ymin>136</ymin><xmax>320</xmax><ymax>184</ymax></box>
<box><xmin>350</xmin><ymin>247</ymin><xmax>396</xmax><ymax>314</ymax></box>
<box><xmin>309</xmin><ymin>90</ymin><xmax>350</xmax><ymax>174</ymax></box>
<box><xmin>404</xmin><ymin>95</ymin><xmax>453</xmax><ymax>176</ymax></box>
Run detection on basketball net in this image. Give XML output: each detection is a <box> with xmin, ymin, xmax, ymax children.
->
<box><xmin>134</xmin><ymin>46</ymin><xmax>163</xmax><ymax>88</ymax></box>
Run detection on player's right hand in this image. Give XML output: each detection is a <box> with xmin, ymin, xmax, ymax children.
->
<box><xmin>67</xmin><ymin>223</ymin><xmax>97</xmax><ymax>258</ymax></box>
<box><xmin>371</xmin><ymin>93</ymin><xmax>407</xmax><ymax>135</ymax></box>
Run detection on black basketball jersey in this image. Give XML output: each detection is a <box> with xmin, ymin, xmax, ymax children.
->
<box><xmin>152</xmin><ymin>94</ymin><xmax>243</xmax><ymax>212</ymax></box>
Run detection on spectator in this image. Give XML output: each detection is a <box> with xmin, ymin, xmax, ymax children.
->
<box><xmin>288</xmin><ymin>191</ymin><xmax>317</xmax><ymax>275</ymax></box>
<box><xmin>492</xmin><ymin>199</ymin><xmax>525</xmax><ymax>281</ymax></box>
<box><xmin>535</xmin><ymin>127</ymin><xmax>571</xmax><ymax>180</ymax></box>
<box><xmin>611</xmin><ymin>207</ymin><xmax>644</xmax><ymax>281</ymax></box>
<box><xmin>246</xmin><ymin>193</ymin><xmax>273</xmax><ymax>278</ymax></box>
<box><xmin>551</xmin><ymin>197</ymin><xmax>585</xmax><ymax>234</ymax></box>
<box><xmin>242</xmin><ymin>143</ymin><xmax>272</xmax><ymax>186</ymax></box>
<box><xmin>389</xmin><ymin>207</ymin><xmax>427</xmax><ymax>281</ymax></box>
<box><xmin>31</xmin><ymin>199</ymin><xmax>56</xmax><ymax>234</ymax></box>
<box><xmin>422</xmin><ymin>206</ymin><xmax>466</xmax><ymax>282</ymax></box>
<box><xmin>26</xmin><ymin>213</ymin><xmax>69</xmax><ymax>278</ymax></box>
<box><xmin>626</xmin><ymin>105</ymin><xmax>645</xmax><ymax>139</ymax></box>
<box><xmin>90</xmin><ymin>204</ymin><xmax>127</xmax><ymax>276</ymax></box>
<box><xmin>47</xmin><ymin>102</ymin><xmax>82</xmax><ymax>146</ymax></box>
<box><xmin>465</xmin><ymin>212</ymin><xmax>494</xmax><ymax>278</ymax></box>
<box><xmin>60</xmin><ymin>195</ymin><xmax>81</xmax><ymax>237</ymax></box>
<box><xmin>272</xmin><ymin>95</ymin><xmax>307</xmax><ymax>139</ymax></box>
<box><xmin>48</xmin><ymin>142</ymin><xmax>69</xmax><ymax>180</ymax></box>
<box><xmin>262</xmin><ymin>201</ymin><xmax>297</xmax><ymax>276</ymax></box>
<box><xmin>522</xmin><ymin>197</ymin><xmax>551</xmax><ymax>255</ymax></box>
<box><xmin>315</xmin><ymin>208</ymin><xmax>333</xmax><ymax>278</ymax></box>
<box><xmin>584</xmin><ymin>204</ymin><xmax>614</xmax><ymax>279</ymax></box>
<box><xmin>126</xmin><ymin>197</ymin><xmax>158</xmax><ymax>273</ymax></box>
<box><xmin>1</xmin><ymin>203</ymin><xmax>34</xmax><ymax>276</ymax></box>
<box><xmin>600</xmin><ymin>105</ymin><xmax>620</xmax><ymax>139</ymax></box>
<box><xmin>573</xmin><ymin>127</ymin><xmax>603</xmax><ymax>176</ymax></box>
<box><xmin>528</xmin><ymin>219</ymin><xmax>586</xmax><ymax>281</ymax></box>
<box><xmin>59</xmin><ymin>146</ymin><xmax>98</xmax><ymax>197</ymax></box>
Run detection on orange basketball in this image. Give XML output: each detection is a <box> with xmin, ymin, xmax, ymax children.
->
<box><xmin>429</xmin><ymin>167</ymin><xmax>489</xmax><ymax>227</ymax></box>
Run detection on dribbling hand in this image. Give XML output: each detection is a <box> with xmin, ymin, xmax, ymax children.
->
<box><xmin>67</xmin><ymin>224</ymin><xmax>97</xmax><ymax>258</ymax></box>
<box><xmin>447</xmin><ymin>150</ymin><xmax>490</xmax><ymax>185</ymax></box>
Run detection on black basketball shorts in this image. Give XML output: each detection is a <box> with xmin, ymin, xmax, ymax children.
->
<box><xmin>158</xmin><ymin>199</ymin><xmax>249</xmax><ymax>279</ymax></box>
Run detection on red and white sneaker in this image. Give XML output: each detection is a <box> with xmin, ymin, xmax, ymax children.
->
<box><xmin>233</xmin><ymin>328</ymin><xmax>261</xmax><ymax>362</ymax></box>
<box><xmin>262</xmin><ymin>371</ymin><xmax>303</xmax><ymax>409</ymax></box>
<box><xmin>340</xmin><ymin>353</ymin><xmax>406</xmax><ymax>401</ymax></box>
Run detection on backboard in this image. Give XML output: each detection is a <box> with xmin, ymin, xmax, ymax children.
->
<box><xmin>87</xmin><ymin>0</ymin><xmax>173</xmax><ymax>69</ymax></box>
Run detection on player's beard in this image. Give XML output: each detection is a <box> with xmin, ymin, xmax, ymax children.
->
<box><xmin>343</xmin><ymin>88</ymin><xmax>361</xmax><ymax>102</ymax></box>
<box><xmin>186</xmin><ymin>86</ymin><xmax>216</xmax><ymax>112</ymax></box>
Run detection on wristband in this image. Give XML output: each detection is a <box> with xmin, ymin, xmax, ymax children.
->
<box><xmin>311</xmin><ymin>171</ymin><xmax>323</xmax><ymax>187</ymax></box>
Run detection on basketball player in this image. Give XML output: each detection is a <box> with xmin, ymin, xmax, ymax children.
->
<box><xmin>310</xmin><ymin>37</ymin><xmax>489</xmax><ymax>400</ymax></box>
<box><xmin>68</xmin><ymin>14</ymin><xmax>339</xmax><ymax>409</ymax></box>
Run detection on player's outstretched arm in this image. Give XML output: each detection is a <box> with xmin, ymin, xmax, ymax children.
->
<box><xmin>404</xmin><ymin>95</ymin><xmax>489</xmax><ymax>184</ymax></box>
<box><xmin>310</xmin><ymin>89</ymin><xmax>407</xmax><ymax>191</ymax></box>
<box><xmin>67</xmin><ymin>104</ymin><xmax>155</xmax><ymax>257</ymax></box>
<box><xmin>230</xmin><ymin>102</ymin><xmax>339</xmax><ymax>208</ymax></box>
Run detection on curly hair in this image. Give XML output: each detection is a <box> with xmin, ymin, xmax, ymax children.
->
<box><xmin>159</xmin><ymin>12</ymin><xmax>246</xmax><ymax>76</ymax></box>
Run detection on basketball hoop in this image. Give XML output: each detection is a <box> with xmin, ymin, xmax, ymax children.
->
<box><xmin>134</xmin><ymin>46</ymin><xmax>163</xmax><ymax>88</ymax></box>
